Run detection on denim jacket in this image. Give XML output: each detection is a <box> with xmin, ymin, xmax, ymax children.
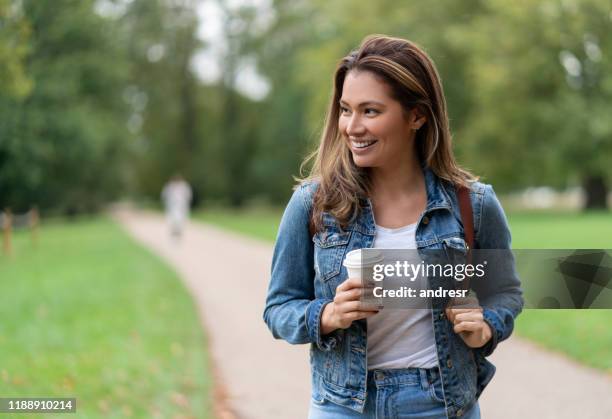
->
<box><xmin>263</xmin><ymin>167</ymin><xmax>524</xmax><ymax>418</ymax></box>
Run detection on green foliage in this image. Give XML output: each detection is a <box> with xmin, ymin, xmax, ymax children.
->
<box><xmin>0</xmin><ymin>0</ymin><xmax>32</xmax><ymax>98</ymax></box>
<box><xmin>247</xmin><ymin>0</ymin><xmax>612</xmax><ymax>205</ymax></box>
<box><xmin>0</xmin><ymin>218</ymin><xmax>213</xmax><ymax>417</ymax></box>
<box><xmin>0</xmin><ymin>0</ymin><xmax>130</xmax><ymax>214</ymax></box>
<box><xmin>119</xmin><ymin>0</ymin><xmax>205</xmax><ymax>201</ymax></box>
<box><xmin>459</xmin><ymin>0</ymin><xmax>612</xmax><ymax>193</ymax></box>
<box><xmin>2</xmin><ymin>0</ymin><xmax>611</xmax><ymax>211</ymax></box>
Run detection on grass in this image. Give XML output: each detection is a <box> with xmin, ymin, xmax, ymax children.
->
<box><xmin>509</xmin><ymin>211</ymin><xmax>612</xmax><ymax>372</ymax></box>
<box><xmin>508</xmin><ymin>211</ymin><xmax>612</xmax><ymax>249</ymax></box>
<box><xmin>0</xmin><ymin>218</ymin><xmax>213</xmax><ymax>418</ymax></box>
<box><xmin>195</xmin><ymin>206</ymin><xmax>612</xmax><ymax>372</ymax></box>
<box><xmin>196</xmin><ymin>207</ymin><xmax>283</xmax><ymax>243</ymax></box>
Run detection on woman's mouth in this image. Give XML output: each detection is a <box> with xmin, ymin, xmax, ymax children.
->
<box><xmin>351</xmin><ymin>139</ymin><xmax>378</xmax><ymax>150</ymax></box>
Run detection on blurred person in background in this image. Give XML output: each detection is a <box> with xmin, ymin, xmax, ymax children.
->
<box><xmin>161</xmin><ymin>174</ymin><xmax>193</xmax><ymax>239</ymax></box>
<box><xmin>264</xmin><ymin>35</ymin><xmax>523</xmax><ymax>419</ymax></box>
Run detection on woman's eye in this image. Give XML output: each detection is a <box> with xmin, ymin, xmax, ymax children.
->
<box><xmin>339</xmin><ymin>106</ymin><xmax>378</xmax><ymax>115</ymax></box>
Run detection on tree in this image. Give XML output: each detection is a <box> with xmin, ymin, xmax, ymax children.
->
<box><xmin>0</xmin><ymin>0</ymin><xmax>130</xmax><ymax>214</ymax></box>
<box><xmin>459</xmin><ymin>0</ymin><xmax>612</xmax><ymax>209</ymax></box>
<box><xmin>119</xmin><ymin>0</ymin><xmax>204</xmax><ymax>202</ymax></box>
<box><xmin>0</xmin><ymin>0</ymin><xmax>32</xmax><ymax>99</ymax></box>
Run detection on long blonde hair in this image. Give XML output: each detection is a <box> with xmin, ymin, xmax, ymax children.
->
<box><xmin>300</xmin><ymin>34</ymin><xmax>477</xmax><ymax>232</ymax></box>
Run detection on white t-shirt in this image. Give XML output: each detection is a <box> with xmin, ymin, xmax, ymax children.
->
<box><xmin>367</xmin><ymin>222</ymin><xmax>439</xmax><ymax>370</ymax></box>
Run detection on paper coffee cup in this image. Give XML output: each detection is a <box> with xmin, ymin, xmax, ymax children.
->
<box><xmin>343</xmin><ymin>249</ymin><xmax>385</xmax><ymax>308</ymax></box>
<box><xmin>343</xmin><ymin>248</ymin><xmax>384</xmax><ymax>280</ymax></box>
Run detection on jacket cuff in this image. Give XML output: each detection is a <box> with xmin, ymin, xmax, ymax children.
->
<box><xmin>306</xmin><ymin>298</ymin><xmax>340</xmax><ymax>352</ymax></box>
<box><xmin>478</xmin><ymin>308</ymin><xmax>501</xmax><ymax>356</ymax></box>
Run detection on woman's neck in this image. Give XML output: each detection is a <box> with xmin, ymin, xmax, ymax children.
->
<box><xmin>369</xmin><ymin>155</ymin><xmax>424</xmax><ymax>201</ymax></box>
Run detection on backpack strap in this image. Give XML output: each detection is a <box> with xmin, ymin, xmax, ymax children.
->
<box><xmin>456</xmin><ymin>185</ymin><xmax>474</xmax><ymax>251</ymax></box>
<box><xmin>455</xmin><ymin>184</ymin><xmax>474</xmax><ymax>293</ymax></box>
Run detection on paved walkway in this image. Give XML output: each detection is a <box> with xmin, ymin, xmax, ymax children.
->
<box><xmin>115</xmin><ymin>209</ymin><xmax>612</xmax><ymax>419</ymax></box>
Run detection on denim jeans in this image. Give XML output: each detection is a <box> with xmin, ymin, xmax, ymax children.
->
<box><xmin>308</xmin><ymin>367</ymin><xmax>481</xmax><ymax>419</ymax></box>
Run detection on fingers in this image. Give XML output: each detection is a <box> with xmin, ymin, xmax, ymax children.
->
<box><xmin>453</xmin><ymin>321</ymin><xmax>481</xmax><ymax>334</ymax></box>
<box><xmin>336</xmin><ymin>300</ymin><xmax>380</xmax><ymax>314</ymax></box>
<box><xmin>454</xmin><ymin>311</ymin><xmax>484</xmax><ymax>323</ymax></box>
<box><xmin>347</xmin><ymin>310</ymin><xmax>379</xmax><ymax>320</ymax></box>
<box><xmin>335</xmin><ymin>308</ymin><xmax>379</xmax><ymax>329</ymax></box>
<box><xmin>333</xmin><ymin>278</ymin><xmax>381</xmax><ymax>329</ymax></box>
<box><xmin>336</xmin><ymin>277</ymin><xmax>364</xmax><ymax>292</ymax></box>
<box><xmin>335</xmin><ymin>278</ymin><xmax>375</xmax><ymax>303</ymax></box>
<box><xmin>334</xmin><ymin>287</ymin><xmax>361</xmax><ymax>303</ymax></box>
<box><xmin>445</xmin><ymin>307</ymin><xmax>482</xmax><ymax>323</ymax></box>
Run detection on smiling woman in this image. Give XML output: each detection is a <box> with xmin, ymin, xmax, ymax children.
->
<box><xmin>339</xmin><ymin>72</ymin><xmax>424</xmax><ymax>168</ymax></box>
<box><xmin>263</xmin><ymin>34</ymin><xmax>523</xmax><ymax>419</ymax></box>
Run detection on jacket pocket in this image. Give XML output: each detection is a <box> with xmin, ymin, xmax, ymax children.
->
<box><xmin>442</xmin><ymin>236</ymin><xmax>468</xmax><ymax>251</ymax></box>
<box><xmin>442</xmin><ymin>236</ymin><xmax>469</xmax><ymax>266</ymax></box>
<box><xmin>313</xmin><ymin>223</ymin><xmax>351</xmax><ymax>282</ymax></box>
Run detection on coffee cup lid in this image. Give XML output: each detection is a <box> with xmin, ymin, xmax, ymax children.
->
<box><xmin>343</xmin><ymin>248</ymin><xmax>384</xmax><ymax>267</ymax></box>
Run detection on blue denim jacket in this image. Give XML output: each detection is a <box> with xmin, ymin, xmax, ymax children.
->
<box><xmin>263</xmin><ymin>167</ymin><xmax>524</xmax><ymax>418</ymax></box>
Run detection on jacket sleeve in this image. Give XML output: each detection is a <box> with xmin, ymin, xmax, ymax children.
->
<box><xmin>472</xmin><ymin>184</ymin><xmax>524</xmax><ymax>357</ymax></box>
<box><xmin>263</xmin><ymin>184</ymin><xmax>339</xmax><ymax>351</ymax></box>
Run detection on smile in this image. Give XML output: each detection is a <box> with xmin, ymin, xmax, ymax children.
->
<box><xmin>351</xmin><ymin>139</ymin><xmax>378</xmax><ymax>149</ymax></box>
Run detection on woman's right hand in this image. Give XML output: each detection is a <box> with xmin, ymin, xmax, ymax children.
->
<box><xmin>320</xmin><ymin>277</ymin><xmax>380</xmax><ymax>335</ymax></box>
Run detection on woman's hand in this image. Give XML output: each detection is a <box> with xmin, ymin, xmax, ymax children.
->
<box><xmin>320</xmin><ymin>277</ymin><xmax>379</xmax><ymax>335</ymax></box>
<box><xmin>445</xmin><ymin>305</ymin><xmax>493</xmax><ymax>348</ymax></box>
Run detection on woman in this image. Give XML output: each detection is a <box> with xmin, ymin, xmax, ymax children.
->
<box><xmin>264</xmin><ymin>34</ymin><xmax>523</xmax><ymax>419</ymax></box>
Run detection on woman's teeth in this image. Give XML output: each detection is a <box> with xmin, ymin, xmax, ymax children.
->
<box><xmin>352</xmin><ymin>139</ymin><xmax>377</xmax><ymax>149</ymax></box>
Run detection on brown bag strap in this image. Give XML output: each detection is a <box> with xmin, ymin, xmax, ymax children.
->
<box><xmin>455</xmin><ymin>185</ymin><xmax>474</xmax><ymax>294</ymax></box>
<box><xmin>456</xmin><ymin>185</ymin><xmax>474</xmax><ymax>250</ymax></box>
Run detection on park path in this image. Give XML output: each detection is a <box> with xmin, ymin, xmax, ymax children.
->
<box><xmin>114</xmin><ymin>209</ymin><xmax>612</xmax><ymax>419</ymax></box>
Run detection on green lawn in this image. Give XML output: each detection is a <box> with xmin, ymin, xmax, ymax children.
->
<box><xmin>508</xmin><ymin>211</ymin><xmax>612</xmax><ymax>372</ymax></box>
<box><xmin>196</xmin><ymin>207</ymin><xmax>612</xmax><ymax>372</ymax></box>
<box><xmin>508</xmin><ymin>211</ymin><xmax>612</xmax><ymax>249</ymax></box>
<box><xmin>196</xmin><ymin>207</ymin><xmax>283</xmax><ymax>243</ymax></box>
<box><xmin>0</xmin><ymin>218</ymin><xmax>212</xmax><ymax>418</ymax></box>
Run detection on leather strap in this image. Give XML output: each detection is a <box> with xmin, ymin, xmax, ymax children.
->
<box><xmin>455</xmin><ymin>185</ymin><xmax>474</xmax><ymax>292</ymax></box>
<box><xmin>456</xmin><ymin>185</ymin><xmax>474</xmax><ymax>251</ymax></box>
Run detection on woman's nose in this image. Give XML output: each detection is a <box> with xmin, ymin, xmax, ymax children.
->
<box><xmin>346</xmin><ymin>114</ymin><xmax>366</xmax><ymax>136</ymax></box>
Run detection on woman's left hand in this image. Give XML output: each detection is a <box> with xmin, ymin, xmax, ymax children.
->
<box><xmin>445</xmin><ymin>306</ymin><xmax>493</xmax><ymax>348</ymax></box>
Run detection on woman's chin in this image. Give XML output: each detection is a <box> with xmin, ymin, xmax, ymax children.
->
<box><xmin>352</xmin><ymin>156</ymin><xmax>377</xmax><ymax>168</ymax></box>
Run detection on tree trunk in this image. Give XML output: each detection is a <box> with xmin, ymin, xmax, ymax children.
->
<box><xmin>582</xmin><ymin>175</ymin><xmax>608</xmax><ymax>210</ymax></box>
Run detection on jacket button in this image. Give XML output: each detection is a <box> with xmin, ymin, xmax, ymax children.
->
<box><xmin>422</xmin><ymin>216</ymin><xmax>430</xmax><ymax>225</ymax></box>
<box><xmin>439</xmin><ymin>311</ymin><xmax>445</xmax><ymax>319</ymax></box>
<box><xmin>447</xmin><ymin>358</ymin><xmax>453</xmax><ymax>369</ymax></box>
<box><xmin>375</xmin><ymin>372</ymin><xmax>385</xmax><ymax>380</ymax></box>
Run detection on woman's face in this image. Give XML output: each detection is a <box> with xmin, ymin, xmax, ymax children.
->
<box><xmin>338</xmin><ymin>70</ymin><xmax>423</xmax><ymax>169</ymax></box>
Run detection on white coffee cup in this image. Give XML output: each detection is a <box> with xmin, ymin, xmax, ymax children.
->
<box><xmin>343</xmin><ymin>249</ymin><xmax>385</xmax><ymax>308</ymax></box>
<box><xmin>343</xmin><ymin>248</ymin><xmax>384</xmax><ymax>279</ymax></box>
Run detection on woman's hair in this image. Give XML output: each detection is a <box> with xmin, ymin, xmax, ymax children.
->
<box><xmin>299</xmin><ymin>34</ymin><xmax>477</xmax><ymax>232</ymax></box>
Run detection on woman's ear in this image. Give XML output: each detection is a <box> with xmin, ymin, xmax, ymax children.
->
<box><xmin>409</xmin><ymin>108</ymin><xmax>427</xmax><ymax>131</ymax></box>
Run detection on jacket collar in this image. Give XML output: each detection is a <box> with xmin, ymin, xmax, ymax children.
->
<box><xmin>423</xmin><ymin>164</ymin><xmax>453</xmax><ymax>212</ymax></box>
